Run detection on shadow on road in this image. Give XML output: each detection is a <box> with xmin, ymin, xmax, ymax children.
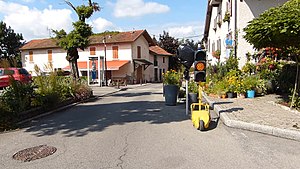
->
<box><xmin>22</xmin><ymin>99</ymin><xmax>189</xmax><ymax>137</ymax></box>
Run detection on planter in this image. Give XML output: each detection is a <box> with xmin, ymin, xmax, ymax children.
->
<box><xmin>247</xmin><ymin>90</ymin><xmax>255</xmax><ymax>98</ymax></box>
<box><xmin>221</xmin><ymin>94</ymin><xmax>226</xmax><ymax>99</ymax></box>
<box><xmin>227</xmin><ymin>92</ymin><xmax>234</xmax><ymax>98</ymax></box>
<box><xmin>163</xmin><ymin>85</ymin><xmax>179</xmax><ymax>106</ymax></box>
<box><xmin>188</xmin><ymin>93</ymin><xmax>198</xmax><ymax>106</ymax></box>
<box><xmin>237</xmin><ymin>93</ymin><xmax>245</xmax><ymax>99</ymax></box>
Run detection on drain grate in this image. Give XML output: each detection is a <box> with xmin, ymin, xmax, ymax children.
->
<box><xmin>12</xmin><ymin>145</ymin><xmax>57</xmax><ymax>162</ymax></box>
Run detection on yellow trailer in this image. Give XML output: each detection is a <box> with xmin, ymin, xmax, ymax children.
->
<box><xmin>190</xmin><ymin>85</ymin><xmax>210</xmax><ymax>131</ymax></box>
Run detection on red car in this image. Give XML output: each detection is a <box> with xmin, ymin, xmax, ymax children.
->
<box><xmin>0</xmin><ymin>68</ymin><xmax>32</xmax><ymax>88</ymax></box>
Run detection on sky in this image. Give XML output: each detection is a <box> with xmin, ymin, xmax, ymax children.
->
<box><xmin>0</xmin><ymin>0</ymin><xmax>207</xmax><ymax>42</ymax></box>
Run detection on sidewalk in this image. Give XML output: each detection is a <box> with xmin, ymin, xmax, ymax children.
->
<box><xmin>203</xmin><ymin>94</ymin><xmax>300</xmax><ymax>141</ymax></box>
<box><xmin>90</xmin><ymin>83</ymin><xmax>148</xmax><ymax>97</ymax></box>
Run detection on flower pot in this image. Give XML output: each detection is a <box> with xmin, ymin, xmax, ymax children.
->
<box><xmin>247</xmin><ymin>90</ymin><xmax>255</xmax><ymax>98</ymax></box>
<box><xmin>188</xmin><ymin>93</ymin><xmax>198</xmax><ymax>106</ymax></box>
<box><xmin>163</xmin><ymin>85</ymin><xmax>179</xmax><ymax>106</ymax></box>
<box><xmin>221</xmin><ymin>94</ymin><xmax>226</xmax><ymax>99</ymax></box>
<box><xmin>227</xmin><ymin>92</ymin><xmax>234</xmax><ymax>98</ymax></box>
<box><xmin>237</xmin><ymin>93</ymin><xmax>245</xmax><ymax>99</ymax></box>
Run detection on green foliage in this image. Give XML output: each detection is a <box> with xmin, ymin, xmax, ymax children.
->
<box><xmin>93</xmin><ymin>31</ymin><xmax>120</xmax><ymax>36</ymax></box>
<box><xmin>188</xmin><ymin>80</ymin><xmax>198</xmax><ymax>93</ymax></box>
<box><xmin>162</xmin><ymin>69</ymin><xmax>181</xmax><ymax>86</ymax></box>
<box><xmin>1</xmin><ymin>78</ymin><xmax>34</xmax><ymax>113</ymax></box>
<box><xmin>244</xmin><ymin>0</ymin><xmax>300</xmax><ymax>49</ymax></box>
<box><xmin>242</xmin><ymin>62</ymin><xmax>256</xmax><ymax>75</ymax></box>
<box><xmin>0</xmin><ymin>21</ymin><xmax>24</xmax><ymax>65</ymax></box>
<box><xmin>223</xmin><ymin>11</ymin><xmax>231</xmax><ymax>23</ymax></box>
<box><xmin>243</xmin><ymin>75</ymin><xmax>259</xmax><ymax>90</ymax></box>
<box><xmin>157</xmin><ymin>31</ymin><xmax>180</xmax><ymax>70</ymax></box>
<box><xmin>53</xmin><ymin>0</ymin><xmax>100</xmax><ymax>79</ymax></box>
<box><xmin>225</xmin><ymin>54</ymin><xmax>239</xmax><ymax>72</ymax></box>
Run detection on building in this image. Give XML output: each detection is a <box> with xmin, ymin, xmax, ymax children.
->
<box><xmin>20</xmin><ymin>30</ymin><xmax>171</xmax><ymax>84</ymax></box>
<box><xmin>203</xmin><ymin>0</ymin><xmax>288</xmax><ymax>68</ymax></box>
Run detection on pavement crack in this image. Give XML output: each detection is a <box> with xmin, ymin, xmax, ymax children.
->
<box><xmin>116</xmin><ymin>126</ymin><xmax>135</xmax><ymax>169</ymax></box>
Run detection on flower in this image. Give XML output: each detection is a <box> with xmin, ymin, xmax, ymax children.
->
<box><xmin>162</xmin><ymin>69</ymin><xmax>181</xmax><ymax>86</ymax></box>
<box><xmin>212</xmin><ymin>50</ymin><xmax>221</xmax><ymax>59</ymax></box>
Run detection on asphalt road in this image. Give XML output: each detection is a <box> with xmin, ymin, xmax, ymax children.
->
<box><xmin>0</xmin><ymin>83</ymin><xmax>300</xmax><ymax>169</ymax></box>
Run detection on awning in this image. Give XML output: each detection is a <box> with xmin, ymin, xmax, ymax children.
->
<box><xmin>133</xmin><ymin>58</ymin><xmax>153</xmax><ymax>70</ymax></box>
<box><xmin>63</xmin><ymin>60</ymin><xmax>129</xmax><ymax>71</ymax></box>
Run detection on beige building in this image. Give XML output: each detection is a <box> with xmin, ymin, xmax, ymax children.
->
<box><xmin>20</xmin><ymin>30</ymin><xmax>171</xmax><ymax>84</ymax></box>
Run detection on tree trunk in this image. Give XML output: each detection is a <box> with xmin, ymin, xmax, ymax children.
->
<box><xmin>290</xmin><ymin>56</ymin><xmax>299</xmax><ymax>109</ymax></box>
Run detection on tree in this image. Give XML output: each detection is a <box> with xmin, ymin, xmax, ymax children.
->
<box><xmin>53</xmin><ymin>0</ymin><xmax>100</xmax><ymax>79</ymax></box>
<box><xmin>243</xmin><ymin>0</ymin><xmax>300</xmax><ymax>108</ymax></box>
<box><xmin>0</xmin><ymin>21</ymin><xmax>24</xmax><ymax>66</ymax></box>
<box><xmin>157</xmin><ymin>31</ymin><xmax>180</xmax><ymax>70</ymax></box>
<box><xmin>178</xmin><ymin>39</ymin><xmax>200</xmax><ymax>51</ymax></box>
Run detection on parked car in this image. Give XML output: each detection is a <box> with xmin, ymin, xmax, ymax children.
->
<box><xmin>0</xmin><ymin>68</ymin><xmax>32</xmax><ymax>88</ymax></box>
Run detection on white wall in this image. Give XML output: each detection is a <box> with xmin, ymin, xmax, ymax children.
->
<box><xmin>22</xmin><ymin>48</ymin><xmax>68</xmax><ymax>75</ymax></box>
<box><xmin>206</xmin><ymin>0</ymin><xmax>287</xmax><ymax>68</ymax></box>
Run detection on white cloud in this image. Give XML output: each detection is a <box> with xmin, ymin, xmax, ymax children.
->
<box><xmin>113</xmin><ymin>0</ymin><xmax>170</xmax><ymax>18</ymax></box>
<box><xmin>90</xmin><ymin>17</ymin><xmax>121</xmax><ymax>33</ymax></box>
<box><xmin>149</xmin><ymin>22</ymin><xmax>204</xmax><ymax>41</ymax></box>
<box><xmin>21</xmin><ymin>0</ymin><xmax>35</xmax><ymax>3</ymax></box>
<box><xmin>0</xmin><ymin>1</ymin><xmax>73</xmax><ymax>40</ymax></box>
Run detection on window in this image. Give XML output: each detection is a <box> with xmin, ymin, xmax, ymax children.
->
<box><xmin>163</xmin><ymin>57</ymin><xmax>165</xmax><ymax>63</ymax></box>
<box><xmin>137</xmin><ymin>46</ymin><xmax>141</xmax><ymax>58</ymax></box>
<box><xmin>48</xmin><ymin>50</ymin><xmax>52</xmax><ymax>62</ymax></box>
<box><xmin>154</xmin><ymin>55</ymin><xmax>158</xmax><ymax>66</ymax></box>
<box><xmin>217</xmin><ymin>39</ymin><xmax>221</xmax><ymax>51</ymax></box>
<box><xmin>29</xmin><ymin>51</ymin><xmax>33</xmax><ymax>62</ymax></box>
<box><xmin>113</xmin><ymin>46</ymin><xmax>118</xmax><ymax>59</ymax></box>
<box><xmin>90</xmin><ymin>46</ymin><xmax>96</xmax><ymax>55</ymax></box>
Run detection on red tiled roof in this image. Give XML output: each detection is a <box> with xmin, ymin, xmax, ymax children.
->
<box><xmin>21</xmin><ymin>30</ymin><xmax>155</xmax><ymax>50</ymax></box>
<box><xmin>149</xmin><ymin>45</ymin><xmax>173</xmax><ymax>56</ymax></box>
<box><xmin>63</xmin><ymin>60</ymin><xmax>129</xmax><ymax>71</ymax></box>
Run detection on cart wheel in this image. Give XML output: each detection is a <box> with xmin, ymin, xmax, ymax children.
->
<box><xmin>199</xmin><ymin>120</ymin><xmax>205</xmax><ymax>131</ymax></box>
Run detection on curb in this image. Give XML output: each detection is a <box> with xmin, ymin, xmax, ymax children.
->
<box><xmin>203</xmin><ymin>94</ymin><xmax>300</xmax><ymax>142</ymax></box>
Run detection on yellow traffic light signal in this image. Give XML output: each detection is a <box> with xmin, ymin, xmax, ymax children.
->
<box><xmin>194</xmin><ymin>50</ymin><xmax>206</xmax><ymax>82</ymax></box>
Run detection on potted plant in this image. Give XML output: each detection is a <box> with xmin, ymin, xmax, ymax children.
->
<box><xmin>223</xmin><ymin>11</ymin><xmax>231</xmax><ymax>23</ymax></box>
<box><xmin>243</xmin><ymin>75</ymin><xmax>259</xmax><ymax>98</ymax></box>
<box><xmin>188</xmin><ymin>80</ymin><xmax>198</xmax><ymax>105</ymax></box>
<box><xmin>212</xmin><ymin>50</ymin><xmax>221</xmax><ymax>59</ymax></box>
<box><xmin>162</xmin><ymin>70</ymin><xmax>181</xmax><ymax>106</ymax></box>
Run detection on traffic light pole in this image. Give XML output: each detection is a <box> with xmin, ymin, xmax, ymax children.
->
<box><xmin>185</xmin><ymin>80</ymin><xmax>189</xmax><ymax>116</ymax></box>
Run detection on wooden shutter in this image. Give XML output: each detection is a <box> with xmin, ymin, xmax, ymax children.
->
<box><xmin>90</xmin><ymin>47</ymin><xmax>96</xmax><ymax>55</ymax></box>
<box><xmin>113</xmin><ymin>46</ymin><xmax>118</xmax><ymax>59</ymax></box>
<box><xmin>48</xmin><ymin>50</ymin><xmax>52</xmax><ymax>62</ymax></box>
<box><xmin>29</xmin><ymin>51</ymin><xmax>33</xmax><ymax>62</ymax></box>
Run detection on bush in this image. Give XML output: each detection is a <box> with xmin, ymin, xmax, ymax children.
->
<box><xmin>1</xmin><ymin>79</ymin><xmax>34</xmax><ymax>113</ymax></box>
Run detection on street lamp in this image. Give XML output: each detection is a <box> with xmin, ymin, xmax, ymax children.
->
<box><xmin>103</xmin><ymin>37</ymin><xmax>108</xmax><ymax>86</ymax></box>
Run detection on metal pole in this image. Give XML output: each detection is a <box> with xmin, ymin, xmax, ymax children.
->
<box><xmin>98</xmin><ymin>56</ymin><xmax>101</xmax><ymax>87</ymax></box>
<box><xmin>186</xmin><ymin>80</ymin><xmax>189</xmax><ymax>116</ymax></box>
<box><xmin>103</xmin><ymin>37</ymin><xmax>108</xmax><ymax>86</ymax></box>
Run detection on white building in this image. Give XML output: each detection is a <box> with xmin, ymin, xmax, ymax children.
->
<box><xmin>203</xmin><ymin>0</ymin><xmax>288</xmax><ymax>68</ymax></box>
<box><xmin>20</xmin><ymin>30</ymin><xmax>171</xmax><ymax>84</ymax></box>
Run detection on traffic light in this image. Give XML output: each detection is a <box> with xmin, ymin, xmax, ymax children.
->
<box><xmin>194</xmin><ymin>50</ymin><xmax>206</xmax><ymax>82</ymax></box>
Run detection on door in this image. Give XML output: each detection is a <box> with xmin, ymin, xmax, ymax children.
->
<box><xmin>136</xmin><ymin>66</ymin><xmax>143</xmax><ymax>84</ymax></box>
<box><xmin>154</xmin><ymin>68</ymin><xmax>158</xmax><ymax>82</ymax></box>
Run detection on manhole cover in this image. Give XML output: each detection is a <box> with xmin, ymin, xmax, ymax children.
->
<box><xmin>12</xmin><ymin>145</ymin><xmax>57</xmax><ymax>162</ymax></box>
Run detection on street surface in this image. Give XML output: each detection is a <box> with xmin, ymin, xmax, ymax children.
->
<box><xmin>0</xmin><ymin>83</ymin><xmax>300</xmax><ymax>169</ymax></box>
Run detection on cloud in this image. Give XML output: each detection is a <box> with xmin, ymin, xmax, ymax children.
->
<box><xmin>0</xmin><ymin>1</ymin><xmax>73</xmax><ymax>40</ymax></box>
<box><xmin>113</xmin><ymin>0</ymin><xmax>170</xmax><ymax>18</ymax></box>
<box><xmin>90</xmin><ymin>17</ymin><xmax>121</xmax><ymax>33</ymax></box>
<box><xmin>21</xmin><ymin>0</ymin><xmax>35</xmax><ymax>3</ymax></box>
<box><xmin>149</xmin><ymin>22</ymin><xmax>204</xmax><ymax>41</ymax></box>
